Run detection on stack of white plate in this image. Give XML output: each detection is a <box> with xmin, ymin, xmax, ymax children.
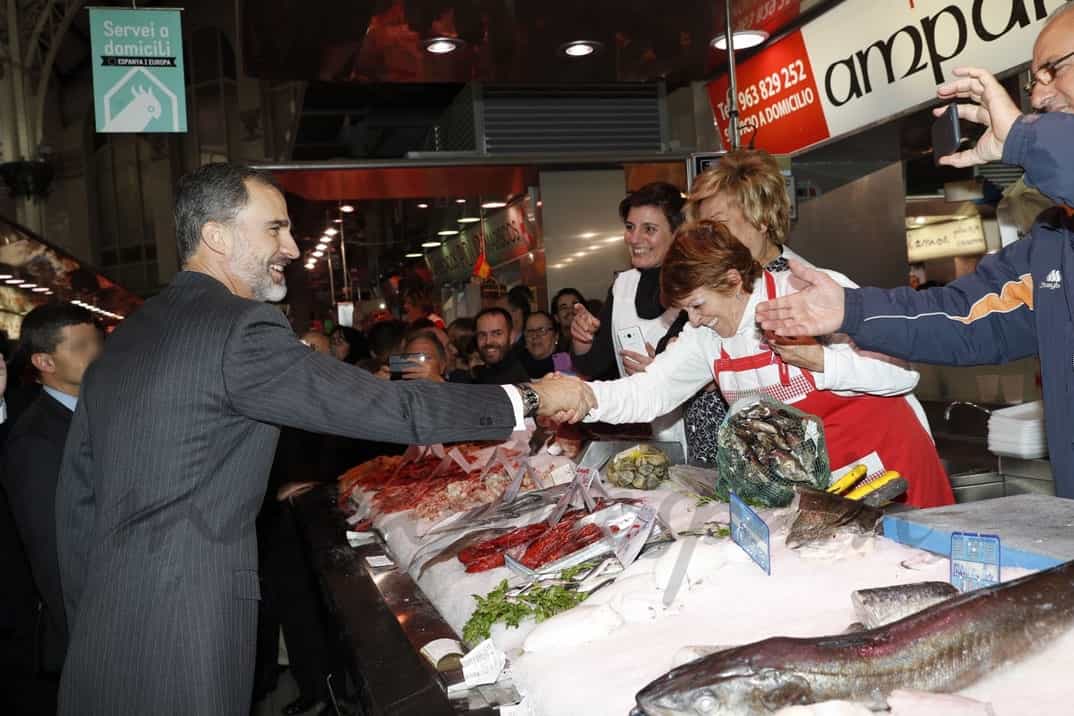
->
<box><xmin>988</xmin><ymin>401</ymin><xmax>1047</xmax><ymax>459</ymax></box>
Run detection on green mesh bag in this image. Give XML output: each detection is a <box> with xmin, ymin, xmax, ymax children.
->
<box><xmin>715</xmin><ymin>396</ymin><xmax>830</xmax><ymax>507</ymax></box>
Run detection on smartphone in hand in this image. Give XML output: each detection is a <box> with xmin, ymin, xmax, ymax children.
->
<box><xmin>616</xmin><ymin>325</ymin><xmax>648</xmax><ymax>356</ymax></box>
<box><xmin>932</xmin><ymin>104</ymin><xmax>962</xmax><ymax>165</ymax></box>
<box><xmin>389</xmin><ymin>352</ymin><xmax>426</xmax><ymax>380</ymax></box>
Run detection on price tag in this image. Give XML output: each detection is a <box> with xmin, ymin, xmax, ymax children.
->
<box><xmin>345</xmin><ymin>530</ymin><xmax>376</xmax><ymax>548</ymax></box>
<box><xmin>460</xmin><ymin>638</ymin><xmax>506</xmax><ymax>688</ymax></box>
<box><xmin>730</xmin><ymin>492</ymin><xmax>771</xmax><ymax>575</ymax></box>
<box><xmin>365</xmin><ymin>554</ymin><xmax>395</xmax><ymax>569</ymax></box>
<box><xmin>950</xmin><ymin>532</ymin><xmax>1001</xmax><ymax>592</ymax></box>
<box><xmin>613</xmin><ymin>505</ymin><xmax>657</xmax><ymax>568</ymax></box>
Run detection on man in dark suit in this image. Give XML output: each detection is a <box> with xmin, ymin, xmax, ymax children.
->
<box><xmin>55</xmin><ymin>163</ymin><xmax>596</xmax><ymax>715</ymax></box>
<box><xmin>3</xmin><ymin>304</ymin><xmax>101</xmax><ymax>693</ymax></box>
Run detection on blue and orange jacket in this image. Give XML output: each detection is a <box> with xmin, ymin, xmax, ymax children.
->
<box><xmin>840</xmin><ymin>112</ymin><xmax>1074</xmax><ymax>497</ymax></box>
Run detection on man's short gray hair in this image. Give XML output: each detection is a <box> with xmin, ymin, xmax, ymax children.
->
<box><xmin>174</xmin><ymin>162</ymin><xmax>279</xmax><ymax>266</ymax></box>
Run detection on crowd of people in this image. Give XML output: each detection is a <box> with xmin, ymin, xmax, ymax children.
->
<box><xmin>0</xmin><ymin>5</ymin><xmax>1071</xmax><ymax>714</ymax></box>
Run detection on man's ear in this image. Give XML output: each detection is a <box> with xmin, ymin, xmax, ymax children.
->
<box><xmin>200</xmin><ymin>221</ymin><xmax>232</xmax><ymax>257</ymax></box>
<box><xmin>30</xmin><ymin>352</ymin><xmax>55</xmax><ymax>376</ymax></box>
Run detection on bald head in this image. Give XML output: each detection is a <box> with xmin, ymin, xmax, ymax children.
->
<box><xmin>301</xmin><ymin>331</ymin><xmax>330</xmax><ymax>354</ymax></box>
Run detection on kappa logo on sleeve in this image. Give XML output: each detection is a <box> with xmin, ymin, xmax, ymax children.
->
<box><xmin>1040</xmin><ymin>269</ymin><xmax>1063</xmax><ymax>291</ymax></box>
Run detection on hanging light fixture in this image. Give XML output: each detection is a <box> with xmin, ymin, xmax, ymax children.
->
<box><xmin>710</xmin><ymin>30</ymin><xmax>769</xmax><ymax>51</ymax></box>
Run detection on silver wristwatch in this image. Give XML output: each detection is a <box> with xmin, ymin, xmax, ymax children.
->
<box><xmin>515</xmin><ymin>382</ymin><xmax>540</xmax><ymax>417</ymax></box>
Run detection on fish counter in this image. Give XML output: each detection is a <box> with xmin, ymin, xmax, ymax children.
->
<box><xmin>297</xmin><ymin>433</ymin><xmax>1074</xmax><ymax>716</ymax></box>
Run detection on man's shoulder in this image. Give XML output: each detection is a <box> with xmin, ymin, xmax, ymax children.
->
<box><xmin>7</xmin><ymin>392</ymin><xmax>68</xmax><ymax>441</ymax></box>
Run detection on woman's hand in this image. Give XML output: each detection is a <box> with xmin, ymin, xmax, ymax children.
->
<box><xmin>770</xmin><ymin>340</ymin><xmax>825</xmax><ymax>373</ymax></box>
<box><xmin>621</xmin><ymin>342</ymin><xmax>656</xmax><ymax>375</ymax></box>
<box><xmin>571</xmin><ymin>303</ymin><xmax>601</xmax><ymax>355</ymax></box>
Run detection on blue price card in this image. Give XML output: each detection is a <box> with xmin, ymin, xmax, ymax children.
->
<box><xmin>730</xmin><ymin>492</ymin><xmax>771</xmax><ymax>575</ymax></box>
<box><xmin>950</xmin><ymin>531</ymin><xmax>1001</xmax><ymax>592</ymax></box>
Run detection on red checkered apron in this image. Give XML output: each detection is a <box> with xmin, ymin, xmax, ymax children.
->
<box><xmin>713</xmin><ymin>272</ymin><xmax>953</xmax><ymax>508</ymax></box>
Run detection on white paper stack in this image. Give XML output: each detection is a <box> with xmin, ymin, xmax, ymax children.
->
<box><xmin>988</xmin><ymin>401</ymin><xmax>1047</xmax><ymax>459</ymax></box>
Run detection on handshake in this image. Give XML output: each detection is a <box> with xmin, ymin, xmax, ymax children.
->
<box><xmin>530</xmin><ymin>373</ymin><xmax>596</xmax><ymax>424</ymax></box>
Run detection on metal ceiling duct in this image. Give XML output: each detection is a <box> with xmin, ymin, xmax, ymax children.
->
<box><xmin>426</xmin><ymin>82</ymin><xmax>669</xmax><ymax>155</ymax></box>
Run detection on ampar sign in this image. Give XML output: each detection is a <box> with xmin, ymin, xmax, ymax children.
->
<box><xmin>824</xmin><ymin>0</ymin><xmax>1050</xmax><ymax>107</ymax></box>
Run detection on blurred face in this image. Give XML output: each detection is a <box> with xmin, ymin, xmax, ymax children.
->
<box><xmin>476</xmin><ymin>313</ymin><xmax>511</xmax><ymax>366</ymax></box>
<box><xmin>554</xmin><ymin>293</ymin><xmax>582</xmax><ymax>333</ymax></box>
<box><xmin>34</xmin><ymin>323</ymin><xmax>102</xmax><ymax>395</ymax></box>
<box><xmin>301</xmin><ymin>332</ymin><xmax>330</xmax><ymax>354</ymax></box>
<box><xmin>1030</xmin><ymin>12</ymin><xmax>1074</xmax><ymax>113</ymax></box>
<box><xmin>402</xmin><ymin>297</ymin><xmax>426</xmax><ymax>323</ymax></box>
<box><xmin>696</xmin><ymin>192</ymin><xmax>771</xmax><ymax>262</ymax></box>
<box><xmin>624</xmin><ymin>205</ymin><xmax>675</xmax><ymax>269</ymax></box>
<box><xmin>329</xmin><ymin>330</ymin><xmax>350</xmax><ymax>360</ymax></box>
<box><xmin>225</xmin><ymin>181</ymin><xmax>299</xmax><ymax>302</ymax></box>
<box><xmin>524</xmin><ymin>314</ymin><xmax>557</xmax><ymax>360</ymax></box>
<box><xmin>404</xmin><ymin>337</ymin><xmax>444</xmax><ymax>377</ymax></box>
<box><xmin>678</xmin><ymin>277</ymin><xmax>746</xmax><ymax>339</ymax></box>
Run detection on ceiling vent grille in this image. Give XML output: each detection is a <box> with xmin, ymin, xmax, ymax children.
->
<box><xmin>428</xmin><ymin>82</ymin><xmax>668</xmax><ymax>155</ymax></box>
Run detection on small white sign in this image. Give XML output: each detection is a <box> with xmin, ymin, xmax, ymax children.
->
<box><xmin>461</xmin><ymin>639</ymin><xmax>506</xmax><ymax>688</ymax></box>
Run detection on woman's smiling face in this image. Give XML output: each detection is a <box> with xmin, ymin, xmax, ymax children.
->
<box><xmin>623</xmin><ymin>205</ymin><xmax>675</xmax><ymax>269</ymax></box>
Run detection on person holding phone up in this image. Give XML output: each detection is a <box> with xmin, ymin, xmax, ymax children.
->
<box><xmin>756</xmin><ymin>4</ymin><xmax>1074</xmax><ymax>499</ymax></box>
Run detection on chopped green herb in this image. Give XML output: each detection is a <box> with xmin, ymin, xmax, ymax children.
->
<box><xmin>462</xmin><ymin>571</ymin><xmax>592</xmax><ymax>646</ymax></box>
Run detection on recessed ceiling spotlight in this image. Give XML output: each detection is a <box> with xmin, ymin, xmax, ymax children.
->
<box><xmin>21</xmin><ymin>283</ymin><xmax>36</xmax><ymax>288</ymax></box>
<box><xmin>0</xmin><ymin>273</ymin><xmax>11</xmax><ymax>279</ymax></box>
<box><xmin>424</xmin><ymin>36</ymin><xmax>464</xmax><ymax>54</ymax></box>
<box><xmin>455</xmin><ymin>198</ymin><xmax>467</xmax><ymax>204</ymax></box>
<box><xmin>458</xmin><ymin>216</ymin><xmax>480</xmax><ymax>224</ymax></box>
<box><xmin>324</xmin><ymin>227</ymin><xmax>339</xmax><ymax>236</ymax></box>
<box><xmin>481</xmin><ymin>201</ymin><xmax>507</xmax><ymax>209</ymax></box>
<box><xmin>340</xmin><ymin>204</ymin><xmax>355</xmax><ymax>213</ymax></box>
<box><xmin>405</xmin><ymin>252</ymin><xmax>424</xmax><ymax>258</ymax></box>
<box><xmin>710</xmin><ymin>30</ymin><xmax>769</xmax><ymax>51</ymax></box>
<box><xmin>437</xmin><ymin>229</ymin><xmax>460</xmax><ymax>236</ymax></box>
<box><xmin>313</xmin><ymin>250</ymin><xmax>324</xmax><ymax>258</ymax></box>
<box><xmin>417</xmin><ymin>202</ymin><xmax>429</xmax><ymax>209</ymax></box>
<box><xmin>33</xmin><ymin>287</ymin><xmax>49</xmax><ymax>293</ymax></box>
<box><xmin>333</xmin><ymin>218</ymin><xmax>343</xmax><ymax>223</ymax></box>
<box><xmin>5</xmin><ymin>278</ymin><xmax>23</xmax><ymax>285</ymax></box>
<box><xmin>560</xmin><ymin>40</ymin><xmax>603</xmax><ymax>57</ymax></box>
<box><xmin>421</xmin><ymin>241</ymin><xmax>441</xmax><ymax>248</ymax></box>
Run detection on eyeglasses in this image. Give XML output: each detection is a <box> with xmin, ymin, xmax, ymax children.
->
<box><xmin>1025</xmin><ymin>50</ymin><xmax>1074</xmax><ymax>93</ymax></box>
<box><xmin>525</xmin><ymin>327</ymin><xmax>555</xmax><ymax>337</ymax></box>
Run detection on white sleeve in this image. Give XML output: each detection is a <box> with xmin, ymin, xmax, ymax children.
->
<box><xmin>809</xmin><ymin>268</ymin><xmax>919</xmax><ymax>396</ymax></box>
<box><xmin>499</xmin><ymin>386</ymin><xmax>528</xmax><ymax>431</ymax></box>
<box><xmin>586</xmin><ymin>324</ymin><xmax>716</xmax><ymax>424</ymax></box>
<box><xmin>813</xmin><ymin>339</ymin><xmax>920</xmax><ymax>396</ymax></box>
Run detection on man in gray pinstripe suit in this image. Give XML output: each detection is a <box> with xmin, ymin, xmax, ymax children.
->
<box><xmin>54</xmin><ymin>163</ymin><xmax>595</xmax><ymax>715</ymax></box>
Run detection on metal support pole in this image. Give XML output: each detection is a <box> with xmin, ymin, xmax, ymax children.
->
<box><xmin>6</xmin><ymin>0</ymin><xmax>32</xmax><ymax>159</ymax></box>
<box><xmin>338</xmin><ymin>207</ymin><xmax>352</xmax><ymax>299</ymax></box>
<box><xmin>327</xmin><ymin>250</ymin><xmax>336</xmax><ymax>305</ymax></box>
<box><xmin>723</xmin><ymin>0</ymin><xmax>740</xmax><ymax>150</ymax></box>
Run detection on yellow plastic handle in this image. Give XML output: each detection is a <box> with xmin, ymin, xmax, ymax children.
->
<box><xmin>846</xmin><ymin>470</ymin><xmax>902</xmax><ymax>501</ymax></box>
<box><xmin>826</xmin><ymin>464</ymin><xmax>868</xmax><ymax>494</ymax></box>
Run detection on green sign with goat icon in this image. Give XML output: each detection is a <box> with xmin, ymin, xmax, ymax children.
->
<box><xmin>89</xmin><ymin>8</ymin><xmax>187</xmax><ymax>133</ymax></box>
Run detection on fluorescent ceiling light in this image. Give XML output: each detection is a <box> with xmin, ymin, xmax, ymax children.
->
<box><xmin>417</xmin><ymin>202</ymin><xmax>429</xmax><ymax>209</ymax></box>
<box><xmin>340</xmin><ymin>204</ymin><xmax>355</xmax><ymax>213</ymax></box>
<box><xmin>560</xmin><ymin>40</ymin><xmax>602</xmax><ymax>57</ymax></box>
<box><xmin>324</xmin><ymin>227</ymin><xmax>339</xmax><ymax>236</ymax></box>
<box><xmin>5</xmin><ymin>279</ymin><xmax>23</xmax><ymax>284</ymax></box>
<box><xmin>33</xmin><ymin>287</ymin><xmax>49</xmax><ymax>293</ymax></box>
<box><xmin>438</xmin><ymin>229</ymin><xmax>460</xmax><ymax>236</ymax></box>
<box><xmin>313</xmin><ymin>250</ymin><xmax>324</xmax><ymax>258</ymax></box>
<box><xmin>481</xmin><ymin>201</ymin><xmax>507</xmax><ymax>209</ymax></box>
<box><xmin>421</xmin><ymin>241</ymin><xmax>441</xmax><ymax>248</ymax></box>
<box><xmin>333</xmin><ymin>218</ymin><xmax>343</xmax><ymax>223</ymax></box>
<box><xmin>710</xmin><ymin>30</ymin><xmax>769</xmax><ymax>51</ymax></box>
<box><xmin>458</xmin><ymin>216</ymin><xmax>480</xmax><ymax>224</ymax></box>
<box><xmin>455</xmin><ymin>198</ymin><xmax>467</xmax><ymax>204</ymax></box>
<box><xmin>0</xmin><ymin>273</ymin><xmax>10</xmax><ymax>279</ymax></box>
<box><xmin>405</xmin><ymin>252</ymin><xmax>424</xmax><ymax>258</ymax></box>
<box><xmin>21</xmin><ymin>283</ymin><xmax>36</xmax><ymax>288</ymax></box>
<box><xmin>424</xmin><ymin>37</ymin><xmax>464</xmax><ymax>54</ymax></box>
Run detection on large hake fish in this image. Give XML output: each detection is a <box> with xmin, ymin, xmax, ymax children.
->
<box><xmin>632</xmin><ymin>559</ymin><xmax>1074</xmax><ymax>715</ymax></box>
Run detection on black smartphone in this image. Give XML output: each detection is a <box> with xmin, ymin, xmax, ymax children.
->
<box><xmin>389</xmin><ymin>352</ymin><xmax>427</xmax><ymax>380</ymax></box>
<box><xmin>932</xmin><ymin>104</ymin><xmax>962</xmax><ymax>165</ymax></box>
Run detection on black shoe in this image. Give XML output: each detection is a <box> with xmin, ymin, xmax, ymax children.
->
<box><xmin>282</xmin><ymin>696</ymin><xmax>324</xmax><ymax>716</ymax></box>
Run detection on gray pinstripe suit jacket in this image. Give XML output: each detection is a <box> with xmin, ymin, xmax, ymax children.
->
<box><xmin>55</xmin><ymin>271</ymin><xmax>515</xmax><ymax>715</ymax></box>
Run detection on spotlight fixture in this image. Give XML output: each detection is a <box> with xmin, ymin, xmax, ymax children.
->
<box><xmin>324</xmin><ymin>227</ymin><xmax>339</xmax><ymax>236</ymax></box>
<box><xmin>405</xmin><ymin>252</ymin><xmax>424</xmax><ymax>258</ymax></box>
<box><xmin>424</xmin><ymin>36</ymin><xmax>464</xmax><ymax>54</ymax></box>
<box><xmin>417</xmin><ymin>202</ymin><xmax>429</xmax><ymax>209</ymax></box>
<box><xmin>333</xmin><ymin>218</ymin><xmax>343</xmax><ymax>223</ymax></box>
<box><xmin>560</xmin><ymin>40</ymin><xmax>603</xmax><ymax>57</ymax></box>
<box><xmin>710</xmin><ymin>30</ymin><xmax>769</xmax><ymax>51</ymax></box>
<box><xmin>0</xmin><ymin>273</ymin><xmax>10</xmax><ymax>279</ymax></box>
<box><xmin>437</xmin><ymin>229</ymin><xmax>460</xmax><ymax>236</ymax></box>
<box><xmin>21</xmin><ymin>283</ymin><xmax>36</xmax><ymax>288</ymax></box>
<box><xmin>5</xmin><ymin>278</ymin><xmax>23</xmax><ymax>284</ymax></box>
<box><xmin>421</xmin><ymin>241</ymin><xmax>441</xmax><ymax>248</ymax></box>
<box><xmin>481</xmin><ymin>200</ymin><xmax>507</xmax><ymax>209</ymax></box>
<box><xmin>313</xmin><ymin>250</ymin><xmax>324</xmax><ymax>258</ymax></box>
<box><xmin>457</xmin><ymin>216</ymin><xmax>480</xmax><ymax>224</ymax></box>
<box><xmin>455</xmin><ymin>198</ymin><xmax>466</xmax><ymax>204</ymax></box>
<box><xmin>32</xmin><ymin>287</ymin><xmax>49</xmax><ymax>293</ymax></box>
<box><xmin>340</xmin><ymin>204</ymin><xmax>355</xmax><ymax>213</ymax></box>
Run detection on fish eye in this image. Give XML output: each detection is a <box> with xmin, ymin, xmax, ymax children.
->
<box><xmin>694</xmin><ymin>693</ymin><xmax>718</xmax><ymax>713</ymax></box>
